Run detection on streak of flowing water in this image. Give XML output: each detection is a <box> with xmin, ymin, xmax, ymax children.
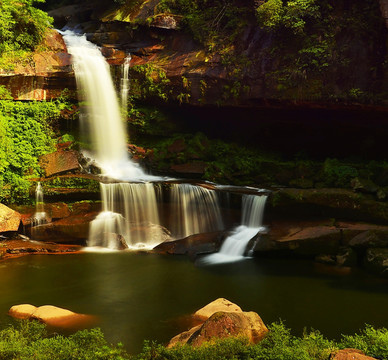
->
<box><xmin>88</xmin><ymin>183</ymin><xmax>166</xmax><ymax>249</ymax></box>
<box><xmin>60</xmin><ymin>30</ymin><xmax>155</xmax><ymax>181</ymax></box>
<box><xmin>120</xmin><ymin>55</ymin><xmax>131</xmax><ymax>112</ymax></box>
<box><xmin>170</xmin><ymin>184</ymin><xmax>224</xmax><ymax>238</ymax></box>
<box><xmin>199</xmin><ymin>194</ymin><xmax>267</xmax><ymax>264</ymax></box>
<box><xmin>31</xmin><ymin>182</ymin><xmax>47</xmax><ymax>227</ymax></box>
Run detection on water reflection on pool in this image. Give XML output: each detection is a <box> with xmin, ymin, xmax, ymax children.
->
<box><xmin>1</xmin><ymin>253</ymin><xmax>387</xmax><ymax>353</ymax></box>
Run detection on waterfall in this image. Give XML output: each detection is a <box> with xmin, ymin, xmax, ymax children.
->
<box><xmin>170</xmin><ymin>184</ymin><xmax>224</xmax><ymax>239</ymax></box>
<box><xmin>31</xmin><ymin>182</ymin><xmax>47</xmax><ymax>227</ymax></box>
<box><xmin>60</xmin><ymin>30</ymin><xmax>155</xmax><ymax>181</ymax></box>
<box><xmin>88</xmin><ymin>183</ymin><xmax>165</xmax><ymax>250</ymax></box>
<box><xmin>59</xmin><ymin>29</ymin><xmax>267</xmax><ymax>253</ymax></box>
<box><xmin>120</xmin><ymin>55</ymin><xmax>131</xmax><ymax>112</ymax></box>
<box><xmin>199</xmin><ymin>194</ymin><xmax>267</xmax><ymax>265</ymax></box>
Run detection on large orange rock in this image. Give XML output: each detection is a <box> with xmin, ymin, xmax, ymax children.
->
<box><xmin>168</xmin><ymin>311</ymin><xmax>268</xmax><ymax>348</ymax></box>
<box><xmin>8</xmin><ymin>304</ymin><xmax>37</xmax><ymax>319</ymax></box>
<box><xmin>0</xmin><ymin>204</ymin><xmax>21</xmax><ymax>232</ymax></box>
<box><xmin>168</xmin><ymin>298</ymin><xmax>268</xmax><ymax>348</ymax></box>
<box><xmin>8</xmin><ymin>304</ymin><xmax>95</xmax><ymax>329</ymax></box>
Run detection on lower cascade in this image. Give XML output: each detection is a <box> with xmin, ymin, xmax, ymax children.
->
<box><xmin>169</xmin><ymin>183</ymin><xmax>224</xmax><ymax>239</ymax></box>
<box><xmin>88</xmin><ymin>183</ymin><xmax>164</xmax><ymax>250</ymax></box>
<box><xmin>199</xmin><ymin>194</ymin><xmax>268</xmax><ymax>265</ymax></box>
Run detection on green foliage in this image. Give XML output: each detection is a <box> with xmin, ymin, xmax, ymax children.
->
<box><xmin>0</xmin><ymin>0</ymin><xmax>53</xmax><ymax>69</ymax></box>
<box><xmin>129</xmin><ymin>64</ymin><xmax>171</xmax><ymax>102</ymax></box>
<box><xmin>323</xmin><ymin>159</ymin><xmax>358</xmax><ymax>188</ymax></box>
<box><xmin>156</xmin><ymin>0</ymin><xmax>250</xmax><ymax>49</ymax></box>
<box><xmin>0</xmin><ymin>98</ymin><xmax>68</xmax><ymax>203</ymax></box>
<box><xmin>0</xmin><ymin>321</ymin><xmax>387</xmax><ymax>360</ymax></box>
<box><xmin>255</xmin><ymin>0</ymin><xmax>284</xmax><ymax>29</ymax></box>
<box><xmin>0</xmin><ymin>320</ymin><xmax>128</xmax><ymax>360</ymax></box>
<box><xmin>256</xmin><ymin>0</ymin><xmax>320</xmax><ymax>34</ymax></box>
<box><xmin>340</xmin><ymin>325</ymin><xmax>388</xmax><ymax>360</ymax></box>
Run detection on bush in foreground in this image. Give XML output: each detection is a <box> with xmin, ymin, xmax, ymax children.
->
<box><xmin>0</xmin><ymin>320</ymin><xmax>387</xmax><ymax>360</ymax></box>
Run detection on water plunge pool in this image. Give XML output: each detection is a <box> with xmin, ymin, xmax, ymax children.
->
<box><xmin>1</xmin><ymin>252</ymin><xmax>387</xmax><ymax>353</ymax></box>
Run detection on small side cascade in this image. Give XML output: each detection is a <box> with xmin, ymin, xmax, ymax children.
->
<box><xmin>199</xmin><ymin>194</ymin><xmax>268</xmax><ymax>265</ymax></box>
<box><xmin>88</xmin><ymin>183</ymin><xmax>164</xmax><ymax>250</ymax></box>
<box><xmin>31</xmin><ymin>182</ymin><xmax>47</xmax><ymax>227</ymax></box>
<box><xmin>120</xmin><ymin>55</ymin><xmax>131</xmax><ymax>112</ymax></box>
<box><xmin>170</xmin><ymin>183</ymin><xmax>224</xmax><ymax>239</ymax></box>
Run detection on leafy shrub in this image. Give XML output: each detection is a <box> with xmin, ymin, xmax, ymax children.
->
<box><xmin>0</xmin><ymin>321</ymin><xmax>387</xmax><ymax>360</ymax></box>
<box><xmin>0</xmin><ymin>96</ymin><xmax>69</xmax><ymax>203</ymax></box>
<box><xmin>340</xmin><ymin>325</ymin><xmax>388</xmax><ymax>360</ymax></box>
<box><xmin>0</xmin><ymin>0</ymin><xmax>52</xmax><ymax>55</ymax></box>
<box><xmin>0</xmin><ymin>320</ymin><xmax>128</xmax><ymax>360</ymax></box>
<box><xmin>322</xmin><ymin>158</ymin><xmax>358</xmax><ymax>188</ymax></box>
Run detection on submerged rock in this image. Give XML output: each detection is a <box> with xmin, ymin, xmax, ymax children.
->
<box><xmin>9</xmin><ymin>304</ymin><xmax>95</xmax><ymax>329</ymax></box>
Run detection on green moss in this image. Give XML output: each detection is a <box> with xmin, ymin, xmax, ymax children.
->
<box><xmin>43</xmin><ymin>176</ymin><xmax>100</xmax><ymax>192</ymax></box>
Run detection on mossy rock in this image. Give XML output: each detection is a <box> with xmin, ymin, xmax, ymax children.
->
<box><xmin>363</xmin><ymin>248</ymin><xmax>388</xmax><ymax>277</ymax></box>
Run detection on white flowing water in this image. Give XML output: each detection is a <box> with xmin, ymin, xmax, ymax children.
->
<box><xmin>199</xmin><ymin>194</ymin><xmax>267</xmax><ymax>265</ymax></box>
<box><xmin>88</xmin><ymin>183</ymin><xmax>165</xmax><ymax>249</ymax></box>
<box><xmin>170</xmin><ymin>184</ymin><xmax>224</xmax><ymax>239</ymax></box>
<box><xmin>60</xmin><ymin>30</ymin><xmax>155</xmax><ymax>181</ymax></box>
<box><xmin>120</xmin><ymin>55</ymin><xmax>131</xmax><ymax>112</ymax></box>
<box><xmin>31</xmin><ymin>182</ymin><xmax>47</xmax><ymax>227</ymax></box>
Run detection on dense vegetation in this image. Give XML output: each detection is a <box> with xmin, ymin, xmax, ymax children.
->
<box><xmin>0</xmin><ymin>87</ymin><xmax>70</xmax><ymax>203</ymax></box>
<box><xmin>0</xmin><ymin>0</ymin><xmax>53</xmax><ymax>70</ymax></box>
<box><xmin>0</xmin><ymin>320</ymin><xmax>387</xmax><ymax>360</ymax></box>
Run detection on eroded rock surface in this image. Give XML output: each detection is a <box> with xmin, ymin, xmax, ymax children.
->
<box><xmin>168</xmin><ymin>298</ymin><xmax>268</xmax><ymax>348</ymax></box>
<box><xmin>0</xmin><ymin>204</ymin><xmax>21</xmax><ymax>232</ymax></box>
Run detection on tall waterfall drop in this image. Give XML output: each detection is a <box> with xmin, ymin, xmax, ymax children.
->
<box><xmin>199</xmin><ymin>194</ymin><xmax>267</xmax><ymax>265</ymax></box>
<box><xmin>61</xmin><ymin>30</ymin><xmax>154</xmax><ymax>181</ymax></box>
<box><xmin>61</xmin><ymin>29</ymin><xmax>164</xmax><ymax>250</ymax></box>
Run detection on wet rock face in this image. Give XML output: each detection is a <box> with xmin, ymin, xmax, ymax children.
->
<box><xmin>153</xmin><ymin>231</ymin><xmax>225</xmax><ymax>257</ymax></box>
<box><xmin>364</xmin><ymin>248</ymin><xmax>388</xmax><ymax>277</ymax></box>
<box><xmin>39</xmin><ymin>150</ymin><xmax>80</xmax><ymax>177</ymax></box>
<box><xmin>0</xmin><ymin>29</ymin><xmax>75</xmax><ymax>100</ymax></box>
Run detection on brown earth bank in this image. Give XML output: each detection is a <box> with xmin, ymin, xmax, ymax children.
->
<box><xmin>0</xmin><ymin>239</ymin><xmax>82</xmax><ymax>261</ymax></box>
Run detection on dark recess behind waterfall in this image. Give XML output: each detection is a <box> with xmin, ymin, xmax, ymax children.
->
<box><xmin>161</xmin><ymin>104</ymin><xmax>388</xmax><ymax>160</ymax></box>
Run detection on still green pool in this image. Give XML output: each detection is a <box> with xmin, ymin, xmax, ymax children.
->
<box><xmin>0</xmin><ymin>252</ymin><xmax>387</xmax><ymax>353</ymax></box>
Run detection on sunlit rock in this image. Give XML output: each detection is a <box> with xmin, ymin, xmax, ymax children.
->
<box><xmin>39</xmin><ymin>150</ymin><xmax>80</xmax><ymax>177</ymax></box>
<box><xmin>168</xmin><ymin>309</ymin><xmax>268</xmax><ymax>348</ymax></box>
<box><xmin>330</xmin><ymin>348</ymin><xmax>377</xmax><ymax>360</ymax></box>
<box><xmin>9</xmin><ymin>304</ymin><xmax>95</xmax><ymax>329</ymax></box>
<box><xmin>193</xmin><ymin>298</ymin><xmax>242</xmax><ymax>321</ymax></box>
<box><xmin>0</xmin><ymin>204</ymin><xmax>21</xmax><ymax>232</ymax></box>
<box><xmin>8</xmin><ymin>304</ymin><xmax>37</xmax><ymax>319</ymax></box>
